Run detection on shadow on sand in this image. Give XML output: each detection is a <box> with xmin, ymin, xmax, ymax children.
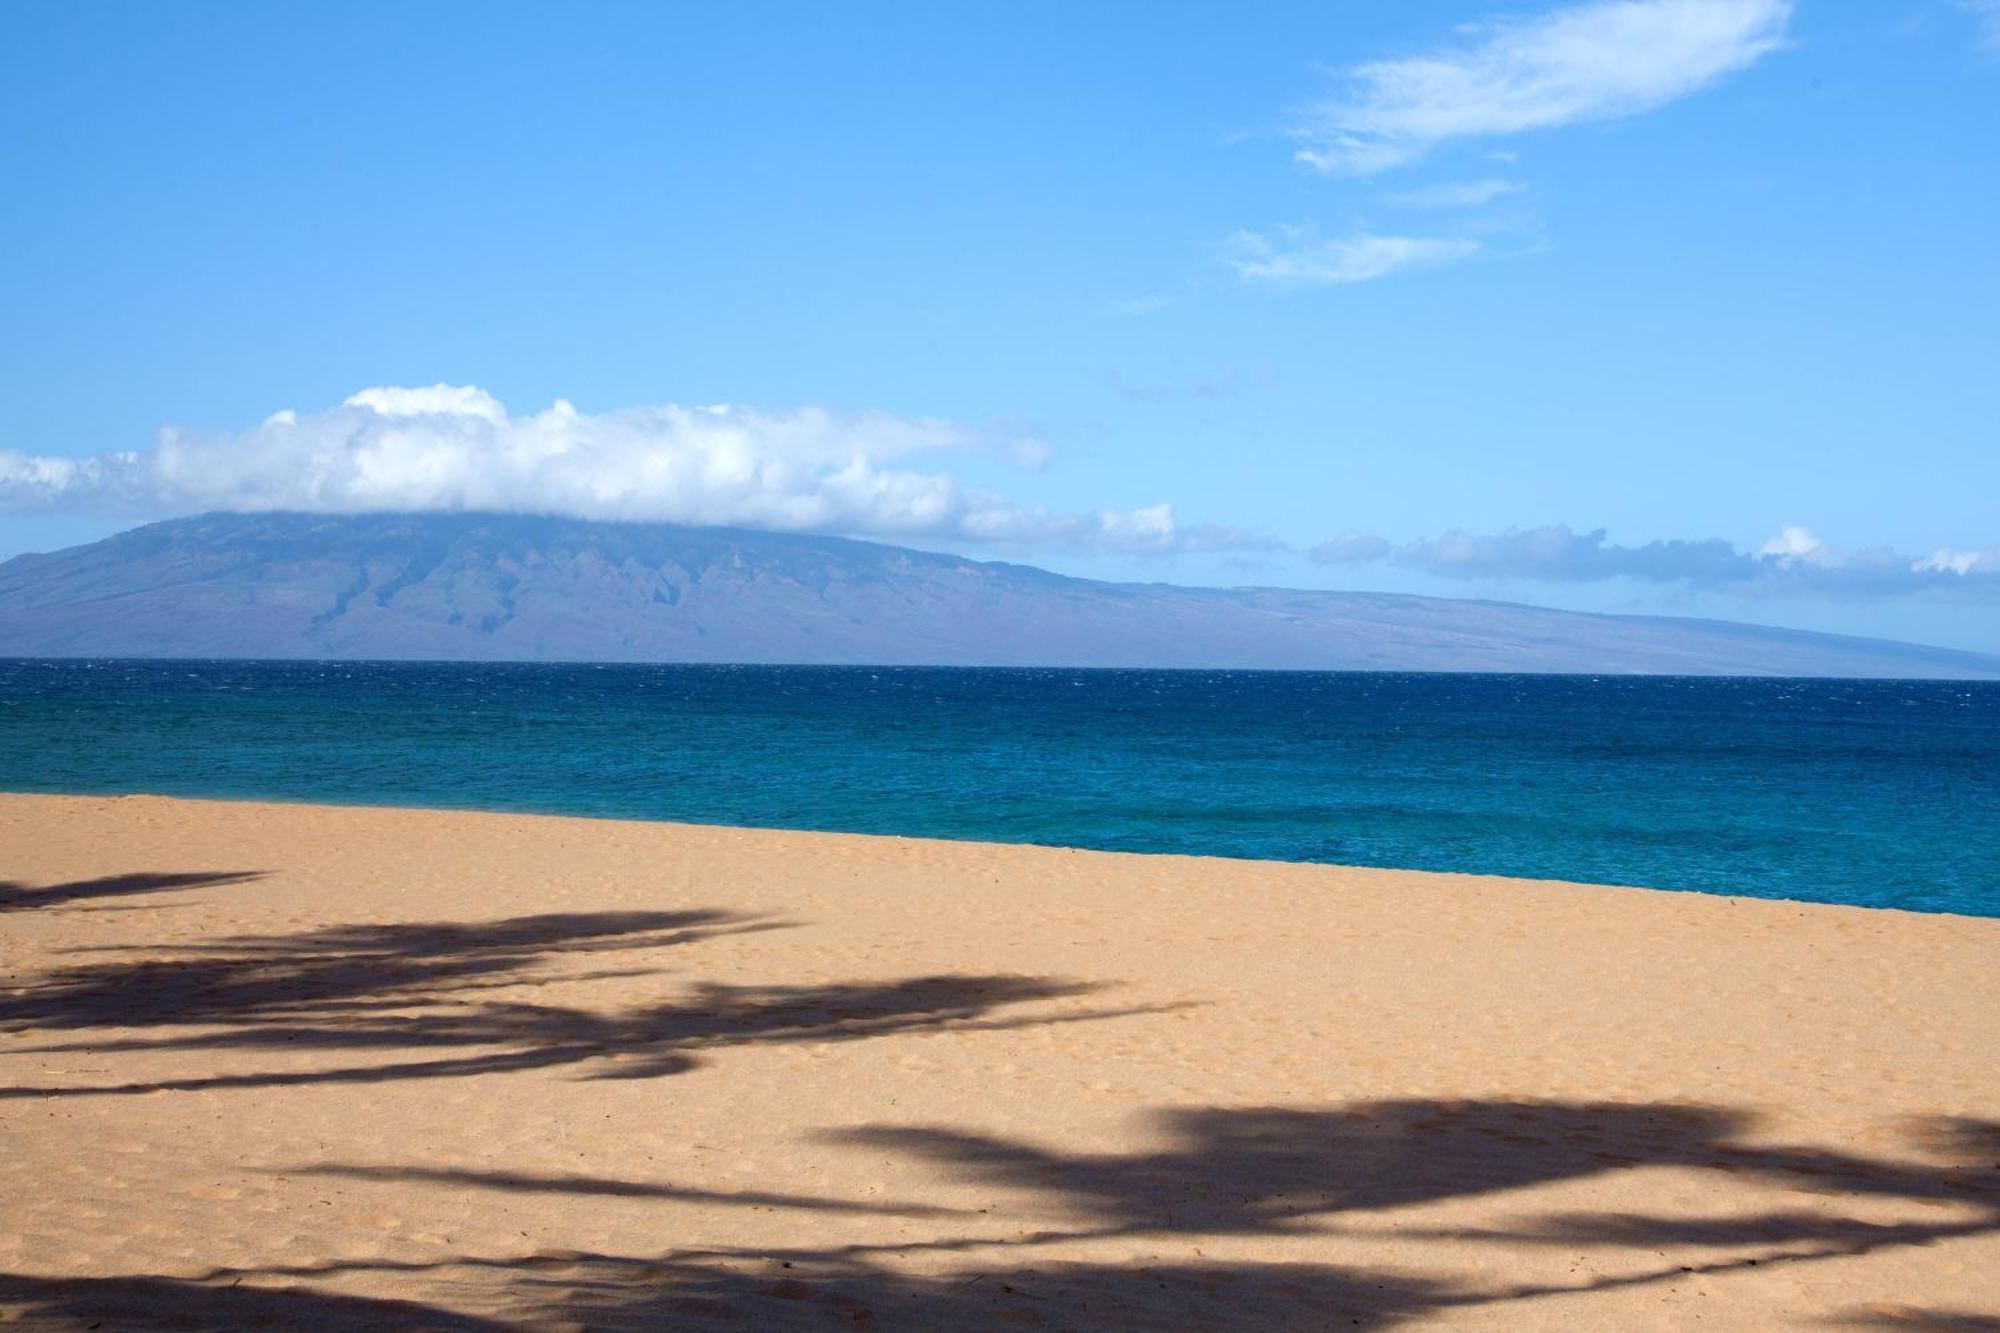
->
<box><xmin>0</xmin><ymin>1259</ymin><xmax>1452</xmax><ymax>1331</ymax></box>
<box><xmin>2</xmin><ymin>877</ymin><xmax>1995</xmax><ymax>1329</ymax></box>
<box><xmin>0</xmin><ymin>869</ymin><xmax>264</xmax><ymax>912</ymax></box>
<box><xmin>828</xmin><ymin>1099</ymin><xmax>2000</xmax><ymax>1241</ymax></box>
<box><xmin>0</xmin><ymin>895</ymin><xmax>1168</xmax><ymax>1098</ymax></box>
<box><xmin>4</xmin><ymin>1098</ymin><xmax>1991</xmax><ymax>1329</ymax></box>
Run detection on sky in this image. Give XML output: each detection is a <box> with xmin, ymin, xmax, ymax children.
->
<box><xmin>2</xmin><ymin>0</ymin><xmax>1996</xmax><ymax>650</ymax></box>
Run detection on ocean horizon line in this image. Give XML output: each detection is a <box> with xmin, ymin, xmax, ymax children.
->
<box><xmin>8</xmin><ymin>655</ymin><xmax>2000</xmax><ymax>683</ymax></box>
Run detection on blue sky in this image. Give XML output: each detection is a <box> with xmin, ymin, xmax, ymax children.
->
<box><xmin>3</xmin><ymin>0</ymin><xmax>1996</xmax><ymax>649</ymax></box>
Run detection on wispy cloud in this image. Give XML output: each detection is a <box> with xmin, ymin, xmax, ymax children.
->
<box><xmin>1223</xmin><ymin>227</ymin><xmax>1481</xmax><ymax>285</ymax></box>
<box><xmin>0</xmin><ymin>385</ymin><xmax>1272</xmax><ymax>557</ymax></box>
<box><xmin>1959</xmin><ymin>0</ymin><xmax>2000</xmax><ymax>55</ymax></box>
<box><xmin>1310</xmin><ymin>532</ymin><xmax>1395</xmax><ymax>563</ymax></box>
<box><xmin>1386</xmin><ymin>177</ymin><xmax>1526</xmax><ymax>209</ymax></box>
<box><xmin>1108</xmin><ymin>362</ymin><xmax>1279</xmax><ymax>402</ymax></box>
<box><xmin>1295</xmin><ymin>0</ymin><xmax>1792</xmax><ymax>175</ymax></box>
<box><xmin>1309</xmin><ymin>523</ymin><xmax>2000</xmax><ymax>597</ymax></box>
<box><xmin>1102</xmin><ymin>294</ymin><xmax>1178</xmax><ymax>317</ymax></box>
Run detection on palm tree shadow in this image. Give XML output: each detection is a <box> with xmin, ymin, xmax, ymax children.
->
<box><xmin>1</xmin><ymin>906</ymin><xmax>1172</xmax><ymax>1098</ymax></box>
<box><xmin>248</xmin><ymin>1102</ymin><xmax>1999</xmax><ymax>1327</ymax></box>
<box><xmin>299</xmin><ymin>1162</ymin><xmax>976</xmax><ymax>1218</ymax></box>
<box><xmin>0</xmin><ymin>1270</ymin><xmax>509</xmax><ymax>1331</ymax></box>
<box><xmin>12</xmin><ymin>1103</ymin><xmax>1993</xmax><ymax>1330</ymax></box>
<box><xmin>832</xmin><ymin>1101</ymin><xmax>2000</xmax><ymax>1239</ymax></box>
<box><xmin>7</xmin><ymin>885</ymin><xmax>1990</xmax><ymax>1326</ymax></box>
<box><xmin>0</xmin><ymin>1257</ymin><xmax>1454</xmax><ymax>1331</ymax></box>
<box><xmin>0</xmin><ymin>870</ymin><xmax>264</xmax><ymax>912</ymax></box>
<box><xmin>495</xmin><ymin>1253</ymin><xmax>1457</xmax><ymax>1330</ymax></box>
<box><xmin>10</xmin><ymin>909</ymin><xmax>759</xmax><ymax>1030</ymax></box>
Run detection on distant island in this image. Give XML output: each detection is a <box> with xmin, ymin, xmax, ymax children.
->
<box><xmin>1</xmin><ymin>511</ymin><xmax>1994</xmax><ymax>678</ymax></box>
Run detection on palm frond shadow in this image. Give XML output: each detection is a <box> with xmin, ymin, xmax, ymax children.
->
<box><xmin>0</xmin><ymin>870</ymin><xmax>264</xmax><ymax>912</ymax></box>
<box><xmin>5</xmin><ymin>880</ymin><xmax>1993</xmax><ymax>1328</ymax></box>
<box><xmin>1</xmin><ymin>900</ymin><xmax>1166</xmax><ymax>1098</ymax></box>
<box><xmin>829</xmin><ymin>1099</ymin><xmax>2000</xmax><ymax>1238</ymax></box>
<box><xmin>204</xmin><ymin>1101</ymin><xmax>1999</xmax><ymax>1330</ymax></box>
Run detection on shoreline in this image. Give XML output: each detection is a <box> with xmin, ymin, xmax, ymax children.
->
<box><xmin>4</xmin><ymin>786</ymin><xmax>1991</xmax><ymax>923</ymax></box>
<box><xmin>2</xmin><ymin>792</ymin><xmax>1995</xmax><ymax>1328</ymax></box>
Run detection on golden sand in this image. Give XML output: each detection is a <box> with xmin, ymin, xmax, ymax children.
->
<box><xmin>1</xmin><ymin>793</ymin><xmax>1995</xmax><ymax>1329</ymax></box>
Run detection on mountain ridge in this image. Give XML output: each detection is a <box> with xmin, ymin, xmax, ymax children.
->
<box><xmin>0</xmin><ymin>511</ymin><xmax>1994</xmax><ymax>678</ymax></box>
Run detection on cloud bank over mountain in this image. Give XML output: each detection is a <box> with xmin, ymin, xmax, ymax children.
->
<box><xmin>3</xmin><ymin>385</ymin><xmax>1988</xmax><ymax>606</ymax></box>
<box><xmin>0</xmin><ymin>384</ymin><xmax>1265</xmax><ymax>557</ymax></box>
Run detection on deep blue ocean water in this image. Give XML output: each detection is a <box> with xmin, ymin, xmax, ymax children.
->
<box><xmin>1</xmin><ymin>660</ymin><xmax>1995</xmax><ymax>917</ymax></box>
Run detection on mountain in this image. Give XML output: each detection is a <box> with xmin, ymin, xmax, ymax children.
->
<box><xmin>0</xmin><ymin>511</ymin><xmax>1993</xmax><ymax>677</ymax></box>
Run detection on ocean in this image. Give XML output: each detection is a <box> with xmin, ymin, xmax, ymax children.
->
<box><xmin>2</xmin><ymin>660</ymin><xmax>1995</xmax><ymax>917</ymax></box>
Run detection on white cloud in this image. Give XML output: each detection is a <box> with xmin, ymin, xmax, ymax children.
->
<box><xmin>342</xmin><ymin>383</ymin><xmax>508</xmax><ymax>422</ymax></box>
<box><xmin>1757</xmin><ymin>523</ymin><xmax>1827</xmax><ymax>561</ymax></box>
<box><xmin>1917</xmin><ymin>546</ymin><xmax>2000</xmax><ymax>575</ymax></box>
<box><xmin>1223</xmin><ymin>228</ymin><xmax>1481</xmax><ymax>285</ymax></box>
<box><xmin>1386</xmin><ymin>177</ymin><xmax>1527</xmax><ymax>209</ymax></box>
<box><xmin>1311</xmin><ymin>522</ymin><xmax>2000</xmax><ymax>597</ymax></box>
<box><xmin>0</xmin><ymin>384</ymin><xmax>1268</xmax><ymax>557</ymax></box>
<box><xmin>1296</xmin><ymin>0</ymin><xmax>1791</xmax><ymax>175</ymax></box>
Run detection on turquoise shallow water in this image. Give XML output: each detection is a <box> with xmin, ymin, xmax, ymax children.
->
<box><xmin>1</xmin><ymin>660</ymin><xmax>1995</xmax><ymax>916</ymax></box>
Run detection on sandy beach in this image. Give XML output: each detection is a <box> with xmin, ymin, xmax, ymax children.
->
<box><xmin>0</xmin><ymin>792</ymin><xmax>1994</xmax><ymax>1329</ymax></box>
